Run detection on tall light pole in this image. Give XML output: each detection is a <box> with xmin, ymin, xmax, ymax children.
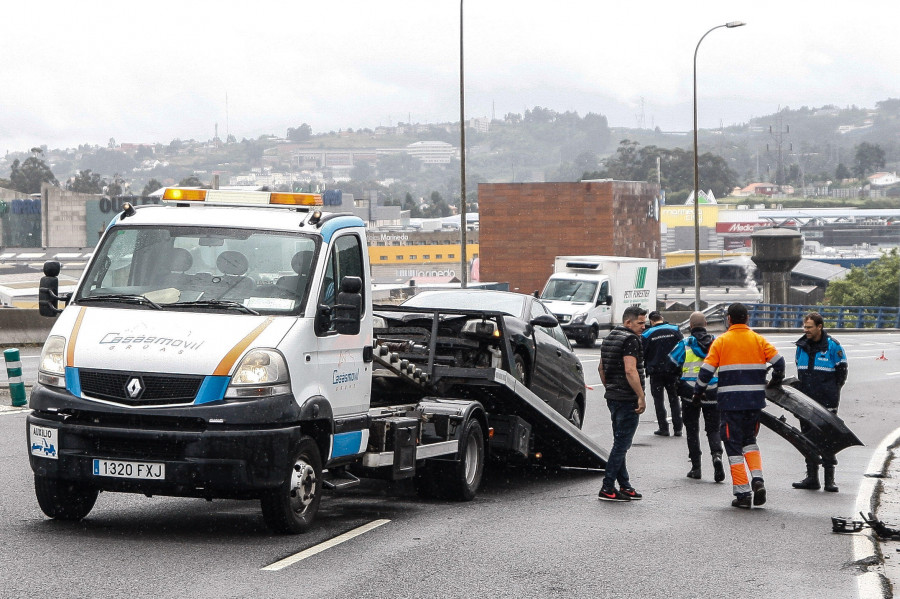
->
<box><xmin>459</xmin><ymin>0</ymin><xmax>468</xmax><ymax>288</ymax></box>
<box><xmin>692</xmin><ymin>20</ymin><xmax>745</xmax><ymax>308</ymax></box>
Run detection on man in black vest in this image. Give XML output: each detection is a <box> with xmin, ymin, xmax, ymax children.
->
<box><xmin>597</xmin><ymin>306</ymin><xmax>648</xmax><ymax>502</ymax></box>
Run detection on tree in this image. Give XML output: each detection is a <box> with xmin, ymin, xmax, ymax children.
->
<box><xmin>835</xmin><ymin>163</ymin><xmax>852</xmax><ymax>180</ymax></box>
<box><xmin>178</xmin><ymin>176</ymin><xmax>204</xmax><ymax>187</ymax></box>
<box><xmin>8</xmin><ymin>150</ymin><xmax>58</xmax><ymax>194</ymax></box>
<box><xmin>351</xmin><ymin>160</ymin><xmax>374</xmax><ymax>181</ymax></box>
<box><xmin>853</xmin><ymin>142</ymin><xmax>886</xmax><ymax>179</ymax></box>
<box><xmin>142</xmin><ymin>179</ymin><xmax>163</xmax><ymax>196</ymax></box>
<box><xmin>67</xmin><ymin>170</ymin><xmax>104</xmax><ymax>193</ymax></box>
<box><xmin>825</xmin><ymin>249</ymin><xmax>900</xmax><ymax>307</ymax></box>
<box><xmin>403</xmin><ymin>192</ymin><xmax>423</xmax><ymax>218</ymax></box>
<box><xmin>591</xmin><ymin>140</ymin><xmax>737</xmax><ymax>201</ymax></box>
<box><xmin>287</xmin><ymin>123</ymin><xmax>312</xmax><ymax>142</ymax></box>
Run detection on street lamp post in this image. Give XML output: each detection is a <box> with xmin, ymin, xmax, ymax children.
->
<box><xmin>692</xmin><ymin>20</ymin><xmax>745</xmax><ymax>308</ymax></box>
<box><xmin>459</xmin><ymin>0</ymin><xmax>468</xmax><ymax>288</ymax></box>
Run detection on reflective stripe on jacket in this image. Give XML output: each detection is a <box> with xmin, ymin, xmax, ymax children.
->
<box><xmin>795</xmin><ymin>331</ymin><xmax>847</xmax><ymax>409</ymax></box>
<box><xmin>696</xmin><ymin>324</ymin><xmax>784</xmax><ymax>411</ymax></box>
<box><xmin>669</xmin><ymin>336</ymin><xmax>718</xmax><ymax>389</ymax></box>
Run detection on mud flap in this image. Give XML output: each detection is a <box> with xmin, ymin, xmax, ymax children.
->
<box><xmin>761</xmin><ymin>377</ymin><xmax>863</xmax><ymax>461</ymax></box>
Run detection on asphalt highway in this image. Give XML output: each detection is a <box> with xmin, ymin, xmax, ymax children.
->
<box><xmin>1</xmin><ymin>332</ymin><xmax>898</xmax><ymax>598</ymax></box>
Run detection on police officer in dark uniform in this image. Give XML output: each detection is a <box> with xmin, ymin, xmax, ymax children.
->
<box><xmin>792</xmin><ymin>312</ymin><xmax>848</xmax><ymax>493</ymax></box>
<box><xmin>642</xmin><ymin>311</ymin><xmax>683</xmax><ymax>437</ymax></box>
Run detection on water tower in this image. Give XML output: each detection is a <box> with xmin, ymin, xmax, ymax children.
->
<box><xmin>750</xmin><ymin>227</ymin><xmax>802</xmax><ymax>305</ymax></box>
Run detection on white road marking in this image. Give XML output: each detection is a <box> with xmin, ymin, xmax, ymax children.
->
<box><xmin>261</xmin><ymin>519</ymin><xmax>390</xmax><ymax>571</ymax></box>
<box><xmin>854</xmin><ymin>426</ymin><xmax>900</xmax><ymax>598</ymax></box>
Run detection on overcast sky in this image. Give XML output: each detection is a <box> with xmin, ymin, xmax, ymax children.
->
<box><xmin>2</xmin><ymin>1</ymin><xmax>897</xmax><ymax>152</ymax></box>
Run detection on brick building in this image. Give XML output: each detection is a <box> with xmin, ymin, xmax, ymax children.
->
<box><xmin>478</xmin><ymin>181</ymin><xmax>660</xmax><ymax>294</ymax></box>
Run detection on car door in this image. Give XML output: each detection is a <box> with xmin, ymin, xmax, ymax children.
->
<box><xmin>315</xmin><ymin>232</ymin><xmax>369</xmax><ymax>417</ymax></box>
<box><xmin>527</xmin><ymin>298</ymin><xmax>580</xmax><ymax>415</ymax></box>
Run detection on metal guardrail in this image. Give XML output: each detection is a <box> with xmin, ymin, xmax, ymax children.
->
<box><xmin>747</xmin><ymin>303</ymin><xmax>900</xmax><ymax>329</ymax></box>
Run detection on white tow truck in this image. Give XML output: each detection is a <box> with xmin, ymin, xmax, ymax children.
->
<box><xmin>540</xmin><ymin>256</ymin><xmax>658</xmax><ymax>347</ymax></box>
<box><xmin>27</xmin><ymin>188</ymin><xmax>608</xmax><ymax>533</ymax></box>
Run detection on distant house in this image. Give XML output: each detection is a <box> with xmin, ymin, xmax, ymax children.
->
<box><xmin>737</xmin><ymin>182</ymin><xmax>778</xmax><ymax>196</ymax></box>
<box><xmin>869</xmin><ymin>172</ymin><xmax>899</xmax><ymax>186</ymax></box>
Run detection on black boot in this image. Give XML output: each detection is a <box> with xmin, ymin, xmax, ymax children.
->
<box><xmin>823</xmin><ymin>466</ymin><xmax>838</xmax><ymax>493</ymax></box>
<box><xmin>712</xmin><ymin>452</ymin><xmax>726</xmax><ymax>483</ymax></box>
<box><xmin>687</xmin><ymin>460</ymin><xmax>701</xmax><ymax>479</ymax></box>
<box><xmin>792</xmin><ymin>466</ymin><xmax>820</xmax><ymax>490</ymax></box>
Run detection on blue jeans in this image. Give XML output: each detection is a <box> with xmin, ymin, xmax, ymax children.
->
<box><xmin>603</xmin><ymin>399</ymin><xmax>640</xmax><ymax>490</ymax></box>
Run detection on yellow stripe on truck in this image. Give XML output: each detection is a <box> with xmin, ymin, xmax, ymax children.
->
<box><xmin>213</xmin><ymin>317</ymin><xmax>274</xmax><ymax>376</ymax></box>
<box><xmin>66</xmin><ymin>307</ymin><xmax>87</xmax><ymax>367</ymax></box>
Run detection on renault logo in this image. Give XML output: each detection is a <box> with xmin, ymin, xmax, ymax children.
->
<box><xmin>126</xmin><ymin>377</ymin><xmax>144</xmax><ymax>399</ymax></box>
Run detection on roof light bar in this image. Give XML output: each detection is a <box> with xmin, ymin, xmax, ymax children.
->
<box><xmin>270</xmin><ymin>193</ymin><xmax>323</xmax><ymax>206</ymax></box>
<box><xmin>163</xmin><ymin>188</ymin><xmax>208</xmax><ymax>201</ymax></box>
<box><xmin>162</xmin><ymin>188</ymin><xmax>323</xmax><ymax>207</ymax></box>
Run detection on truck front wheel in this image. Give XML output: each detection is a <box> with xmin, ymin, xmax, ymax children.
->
<box><xmin>261</xmin><ymin>436</ymin><xmax>323</xmax><ymax>534</ymax></box>
<box><xmin>34</xmin><ymin>475</ymin><xmax>98</xmax><ymax>521</ymax></box>
<box><xmin>577</xmin><ymin>327</ymin><xmax>598</xmax><ymax>348</ymax></box>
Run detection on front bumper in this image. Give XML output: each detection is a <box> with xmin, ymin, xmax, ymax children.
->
<box><xmin>26</xmin><ymin>383</ymin><xmax>304</xmax><ymax>499</ymax></box>
<box><xmin>561</xmin><ymin>323</ymin><xmax>591</xmax><ymax>338</ymax></box>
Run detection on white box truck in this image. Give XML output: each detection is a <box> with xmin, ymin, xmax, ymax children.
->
<box><xmin>539</xmin><ymin>256</ymin><xmax>658</xmax><ymax>347</ymax></box>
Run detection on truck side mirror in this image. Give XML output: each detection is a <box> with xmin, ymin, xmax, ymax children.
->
<box><xmin>604</xmin><ymin>294</ymin><xmax>613</xmax><ymax>306</ymax></box>
<box><xmin>333</xmin><ymin>276</ymin><xmax>363</xmax><ymax>335</ymax></box>
<box><xmin>38</xmin><ymin>261</ymin><xmax>64</xmax><ymax>317</ymax></box>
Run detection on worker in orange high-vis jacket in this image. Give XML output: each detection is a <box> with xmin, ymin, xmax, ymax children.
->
<box><xmin>694</xmin><ymin>303</ymin><xmax>785</xmax><ymax>509</ymax></box>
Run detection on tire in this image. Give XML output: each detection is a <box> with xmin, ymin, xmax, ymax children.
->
<box><xmin>416</xmin><ymin>419</ymin><xmax>485</xmax><ymax>501</ymax></box>
<box><xmin>260</xmin><ymin>436</ymin><xmax>323</xmax><ymax>534</ymax></box>
<box><xmin>569</xmin><ymin>402</ymin><xmax>584</xmax><ymax>429</ymax></box>
<box><xmin>577</xmin><ymin>327</ymin><xmax>598</xmax><ymax>348</ymax></box>
<box><xmin>34</xmin><ymin>475</ymin><xmax>98</xmax><ymax>521</ymax></box>
<box><xmin>513</xmin><ymin>351</ymin><xmax>531</xmax><ymax>387</ymax></box>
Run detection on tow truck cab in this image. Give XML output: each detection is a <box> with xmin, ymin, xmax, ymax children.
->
<box><xmin>28</xmin><ymin>189</ymin><xmax>376</xmax><ymax>532</ymax></box>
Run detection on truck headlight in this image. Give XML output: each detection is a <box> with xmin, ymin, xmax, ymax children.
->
<box><xmin>571</xmin><ymin>313</ymin><xmax>587</xmax><ymax>324</ymax></box>
<box><xmin>38</xmin><ymin>335</ymin><xmax>66</xmax><ymax>388</ymax></box>
<box><xmin>225</xmin><ymin>349</ymin><xmax>290</xmax><ymax>399</ymax></box>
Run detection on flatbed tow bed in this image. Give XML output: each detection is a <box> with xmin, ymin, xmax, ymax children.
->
<box><xmin>372</xmin><ymin>304</ymin><xmax>608</xmax><ymax>470</ymax></box>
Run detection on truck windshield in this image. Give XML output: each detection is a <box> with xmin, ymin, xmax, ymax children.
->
<box><xmin>541</xmin><ymin>279</ymin><xmax>598</xmax><ymax>302</ymax></box>
<box><xmin>74</xmin><ymin>225</ymin><xmax>319</xmax><ymax>315</ymax></box>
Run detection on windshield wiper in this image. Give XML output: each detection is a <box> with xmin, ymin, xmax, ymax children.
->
<box><xmin>169</xmin><ymin>299</ymin><xmax>259</xmax><ymax>315</ymax></box>
<box><xmin>77</xmin><ymin>294</ymin><xmax>162</xmax><ymax>310</ymax></box>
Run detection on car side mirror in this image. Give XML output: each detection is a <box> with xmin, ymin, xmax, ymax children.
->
<box><xmin>333</xmin><ymin>276</ymin><xmax>363</xmax><ymax>335</ymax></box>
<box><xmin>529</xmin><ymin>314</ymin><xmax>559</xmax><ymax>328</ymax></box>
<box><xmin>38</xmin><ymin>261</ymin><xmax>64</xmax><ymax>317</ymax></box>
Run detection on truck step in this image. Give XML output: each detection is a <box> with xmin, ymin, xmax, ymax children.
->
<box><xmin>322</xmin><ymin>470</ymin><xmax>361</xmax><ymax>491</ymax></box>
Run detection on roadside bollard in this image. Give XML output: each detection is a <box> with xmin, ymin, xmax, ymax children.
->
<box><xmin>3</xmin><ymin>348</ymin><xmax>27</xmax><ymax>407</ymax></box>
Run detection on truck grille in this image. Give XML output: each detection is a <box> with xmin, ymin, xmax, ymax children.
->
<box><xmin>79</xmin><ymin>369</ymin><xmax>203</xmax><ymax>406</ymax></box>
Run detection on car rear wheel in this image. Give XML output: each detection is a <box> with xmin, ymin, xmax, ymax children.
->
<box><xmin>569</xmin><ymin>402</ymin><xmax>584</xmax><ymax>429</ymax></box>
<box><xmin>513</xmin><ymin>351</ymin><xmax>531</xmax><ymax>387</ymax></box>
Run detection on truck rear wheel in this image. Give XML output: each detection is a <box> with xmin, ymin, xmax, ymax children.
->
<box><xmin>34</xmin><ymin>475</ymin><xmax>98</xmax><ymax>521</ymax></box>
<box><xmin>261</xmin><ymin>437</ymin><xmax>322</xmax><ymax>534</ymax></box>
<box><xmin>415</xmin><ymin>419</ymin><xmax>485</xmax><ymax>501</ymax></box>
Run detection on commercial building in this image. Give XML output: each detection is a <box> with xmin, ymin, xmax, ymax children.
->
<box><xmin>478</xmin><ymin>181</ymin><xmax>660</xmax><ymax>294</ymax></box>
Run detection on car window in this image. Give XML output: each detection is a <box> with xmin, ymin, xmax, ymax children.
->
<box><xmin>319</xmin><ymin>233</ymin><xmax>364</xmax><ymax>332</ymax></box>
<box><xmin>404</xmin><ymin>291</ymin><xmax>525</xmax><ymax>318</ymax></box>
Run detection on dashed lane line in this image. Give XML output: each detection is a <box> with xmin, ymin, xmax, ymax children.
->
<box><xmin>261</xmin><ymin>519</ymin><xmax>391</xmax><ymax>571</ymax></box>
